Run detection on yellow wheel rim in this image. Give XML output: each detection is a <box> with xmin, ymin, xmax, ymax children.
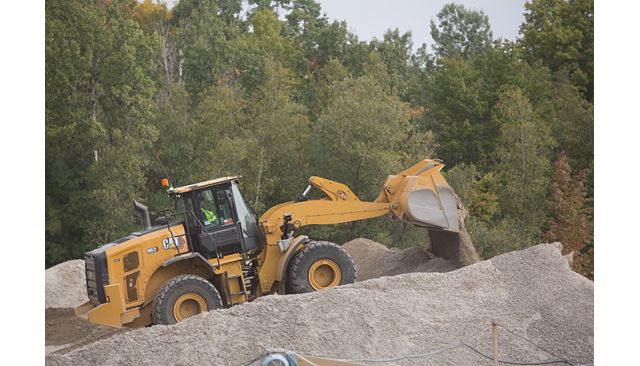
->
<box><xmin>173</xmin><ymin>293</ymin><xmax>207</xmax><ymax>322</ymax></box>
<box><xmin>308</xmin><ymin>259</ymin><xmax>342</xmax><ymax>290</ymax></box>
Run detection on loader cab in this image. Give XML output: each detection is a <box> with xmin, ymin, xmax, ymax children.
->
<box><xmin>171</xmin><ymin>177</ymin><xmax>263</xmax><ymax>260</ymax></box>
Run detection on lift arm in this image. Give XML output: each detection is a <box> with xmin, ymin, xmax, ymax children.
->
<box><xmin>259</xmin><ymin>159</ymin><xmax>459</xmax><ymax>241</ymax></box>
<box><xmin>255</xmin><ymin>159</ymin><xmax>460</xmax><ymax>293</ymax></box>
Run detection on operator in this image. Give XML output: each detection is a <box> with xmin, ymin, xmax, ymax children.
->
<box><xmin>201</xmin><ymin>199</ymin><xmax>218</xmax><ymax>225</ymax></box>
<box><xmin>202</xmin><ymin>207</ymin><xmax>217</xmax><ymax>223</ymax></box>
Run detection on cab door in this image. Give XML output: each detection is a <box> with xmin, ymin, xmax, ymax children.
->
<box><xmin>194</xmin><ymin>184</ymin><xmax>243</xmax><ymax>258</ymax></box>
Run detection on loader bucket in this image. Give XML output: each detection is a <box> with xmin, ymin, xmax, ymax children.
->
<box><xmin>375</xmin><ymin>159</ymin><xmax>459</xmax><ymax>232</ymax></box>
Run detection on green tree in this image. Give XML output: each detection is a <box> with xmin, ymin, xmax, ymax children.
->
<box><xmin>133</xmin><ymin>0</ymin><xmax>179</xmax><ymax>100</ymax></box>
<box><xmin>192</xmin><ymin>83</ymin><xmax>253</xmax><ymax>183</ymax></box>
<box><xmin>245</xmin><ymin>9</ymin><xmax>298</xmax><ymax>64</ymax></box>
<box><xmin>245</xmin><ymin>59</ymin><xmax>310</xmax><ymax>211</ymax></box>
<box><xmin>306</xmin><ymin>58</ymin><xmax>349</xmax><ymax>119</ymax></box>
<box><xmin>493</xmin><ymin>87</ymin><xmax>555</xmax><ymax>244</ymax></box>
<box><xmin>171</xmin><ymin>0</ymin><xmax>243</xmax><ymax>99</ymax></box>
<box><xmin>424</xmin><ymin>41</ymin><xmax>554</xmax><ymax>170</ymax></box>
<box><xmin>46</xmin><ymin>0</ymin><xmax>160</xmax><ymax>266</ymax></box>
<box><xmin>445</xmin><ymin>164</ymin><xmax>498</xmax><ymax>223</ymax></box>
<box><xmin>147</xmin><ymin>83</ymin><xmax>201</xmax><ymax>191</ymax></box>
<box><xmin>542</xmin><ymin>82</ymin><xmax>594</xmax><ymax>171</ymax></box>
<box><xmin>425</xmin><ymin>56</ymin><xmax>487</xmax><ymax>165</ymax></box>
<box><xmin>369</xmin><ymin>29</ymin><xmax>414</xmax><ymax>96</ymax></box>
<box><xmin>519</xmin><ymin>0</ymin><xmax>594</xmax><ymax>99</ymax></box>
<box><xmin>430</xmin><ymin>3</ymin><xmax>493</xmax><ymax>59</ymax></box>
<box><xmin>307</xmin><ymin>54</ymin><xmax>435</xmax><ymax>244</ymax></box>
<box><xmin>191</xmin><ymin>59</ymin><xmax>309</xmax><ymax>213</ymax></box>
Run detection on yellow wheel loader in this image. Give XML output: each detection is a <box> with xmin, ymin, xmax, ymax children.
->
<box><xmin>75</xmin><ymin>159</ymin><xmax>459</xmax><ymax>328</ymax></box>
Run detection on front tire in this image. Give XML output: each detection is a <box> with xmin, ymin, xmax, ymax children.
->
<box><xmin>286</xmin><ymin>241</ymin><xmax>356</xmax><ymax>294</ymax></box>
<box><xmin>152</xmin><ymin>274</ymin><xmax>222</xmax><ymax>325</ymax></box>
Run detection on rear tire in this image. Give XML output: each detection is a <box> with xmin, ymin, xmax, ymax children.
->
<box><xmin>152</xmin><ymin>274</ymin><xmax>222</xmax><ymax>325</ymax></box>
<box><xmin>286</xmin><ymin>241</ymin><xmax>356</xmax><ymax>294</ymax></box>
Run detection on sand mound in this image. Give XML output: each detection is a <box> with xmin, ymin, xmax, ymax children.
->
<box><xmin>343</xmin><ymin>238</ymin><xmax>456</xmax><ymax>281</ymax></box>
<box><xmin>45</xmin><ymin>259</ymin><xmax>87</xmax><ymax>309</ymax></box>
<box><xmin>46</xmin><ymin>243</ymin><xmax>593</xmax><ymax>366</ymax></box>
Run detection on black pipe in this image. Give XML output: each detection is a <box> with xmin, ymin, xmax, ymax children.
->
<box><xmin>133</xmin><ymin>200</ymin><xmax>151</xmax><ymax>231</ymax></box>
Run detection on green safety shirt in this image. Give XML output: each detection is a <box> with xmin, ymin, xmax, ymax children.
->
<box><xmin>202</xmin><ymin>208</ymin><xmax>217</xmax><ymax>223</ymax></box>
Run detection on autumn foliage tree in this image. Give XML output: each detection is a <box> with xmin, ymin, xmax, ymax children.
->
<box><xmin>544</xmin><ymin>152</ymin><xmax>593</xmax><ymax>278</ymax></box>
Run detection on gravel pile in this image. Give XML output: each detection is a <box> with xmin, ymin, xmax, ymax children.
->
<box><xmin>343</xmin><ymin>238</ymin><xmax>456</xmax><ymax>281</ymax></box>
<box><xmin>45</xmin><ymin>259</ymin><xmax>87</xmax><ymax>309</ymax></box>
<box><xmin>46</xmin><ymin>243</ymin><xmax>593</xmax><ymax>366</ymax></box>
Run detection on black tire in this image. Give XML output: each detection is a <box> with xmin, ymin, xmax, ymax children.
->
<box><xmin>286</xmin><ymin>241</ymin><xmax>356</xmax><ymax>294</ymax></box>
<box><xmin>152</xmin><ymin>274</ymin><xmax>223</xmax><ymax>325</ymax></box>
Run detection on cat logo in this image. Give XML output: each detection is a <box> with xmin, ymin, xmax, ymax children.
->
<box><xmin>162</xmin><ymin>236</ymin><xmax>185</xmax><ymax>251</ymax></box>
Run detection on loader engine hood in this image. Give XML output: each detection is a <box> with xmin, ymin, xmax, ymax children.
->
<box><xmin>83</xmin><ymin>225</ymin><xmax>167</xmax><ymax>305</ymax></box>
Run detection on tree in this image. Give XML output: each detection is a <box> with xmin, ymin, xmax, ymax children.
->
<box><xmin>493</xmin><ymin>87</ymin><xmax>555</xmax><ymax>244</ymax></box>
<box><xmin>304</xmin><ymin>57</ymin><xmax>349</xmax><ymax>120</ymax></box>
<box><xmin>543</xmin><ymin>152</ymin><xmax>593</xmax><ymax>278</ymax></box>
<box><xmin>445</xmin><ymin>164</ymin><xmax>498</xmax><ymax>223</ymax></box>
<box><xmin>171</xmin><ymin>0</ymin><xmax>243</xmax><ymax>99</ymax></box>
<box><xmin>424</xmin><ymin>56</ymin><xmax>488</xmax><ymax>165</ymax></box>
<box><xmin>147</xmin><ymin>84</ymin><xmax>201</xmax><ymax>191</ymax></box>
<box><xmin>44</xmin><ymin>0</ymin><xmax>594</xmax><ymax>268</ymax></box>
<box><xmin>188</xmin><ymin>58</ymin><xmax>309</xmax><ymax>213</ymax></box>
<box><xmin>519</xmin><ymin>0</ymin><xmax>594</xmax><ymax>99</ymax></box>
<box><xmin>245</xmin><ymin>9</ymin><xmax>297</xmax><ymax>63</ymax></box>
<box><xmin>543</xmin><ymin>81</ymin><xmax>594</xmax><ymax>171</ymax></box>
<box><xmin>424</xmin><ymin>40</ymin><xmax>555</xmax><ymax>170</ymax></box>
<box><xmin>133</xmin><ymin>0</ymin><xmax>178</xmax><ymax>101</ymax></box>
<box><xmin>307</xmin><ymin>54</ymin><xmax>434</xmax><ymax>244</ymax></box>
<box><xmin>369</xmin><ymin>29</ymin><xmax>414</xmax><ymax>97</ymax></box>
<box><xmin>46</xmin><ymin>0</ymin><xmax>160</xmax><ymax>266</ymax></box>
<box><xmin>244</xmin><ymin>59</ymin><xmax>310</xmax><ymax>210</ymax></box>
<box><xmin>430</xmin><ymin>3</ymin><xmax>493</xmax><ymax>59</ymax></box>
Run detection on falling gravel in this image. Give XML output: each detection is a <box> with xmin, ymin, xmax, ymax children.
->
<box><xmin>46</xmin><ymin>243</ymin><xmax>593</xmax><ymax>366</ymax></box>
<box><xmin>45</xmin><ymin>259</ymin><xmax>87</xmax><ymax>309</ymax></box>
<box><xmin>429</xmin><ymin>194</ymin><xmax>480</xmax><ymax>267</ymax></box>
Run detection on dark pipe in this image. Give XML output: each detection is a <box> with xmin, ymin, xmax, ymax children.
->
<box><xmin>133</xmin><ymin>200</ymin><xmax>151</xmax><ymax>231</ymax></box>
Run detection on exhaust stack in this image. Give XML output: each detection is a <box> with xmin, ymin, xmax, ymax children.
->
<box><xmin>133</xmin><ymin>200</ymin><xmax>151</xmax><ymax>231</ymax></box>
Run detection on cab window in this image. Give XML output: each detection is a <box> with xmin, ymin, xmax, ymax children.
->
<box><xmin>173</xmin><ymin>193</ymin><xmax>195</xmax><ymax>225</ymax></box>
<box><xmin>199</xmin><ymin>187</ymin><xmax>234</xmax><ymax>229</ymax></box>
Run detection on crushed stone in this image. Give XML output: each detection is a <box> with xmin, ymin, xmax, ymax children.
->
<box><xmin>46</xmin><ymin>243</ymin><xmax>593</xmax><ymax>366</ymax></box>
<box><xmin>343</xmin><ymin>238</ymin><xmax>456</xmax><ymax>281</ymax></box>
<box><xmin>45</xmin><ymin>259</ymin><xmax>87</xmax><ymax>309</ymax></box>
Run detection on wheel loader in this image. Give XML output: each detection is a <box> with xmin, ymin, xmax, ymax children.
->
<box><xmin>75</xmin><ymin>159</ymin><xmax>459</xmax><ymax>328</ymax></box>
